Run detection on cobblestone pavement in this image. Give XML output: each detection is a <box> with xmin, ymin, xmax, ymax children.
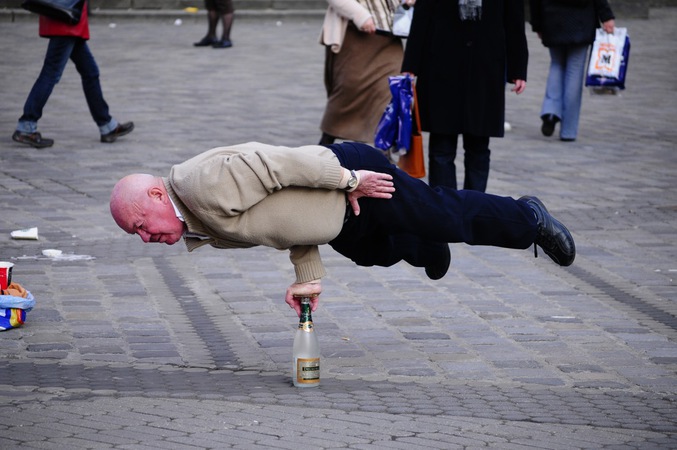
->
<box><xmin>1</xmin><ymin>7</ymin><xmax>676</xmax><ymax>449</ymax></box>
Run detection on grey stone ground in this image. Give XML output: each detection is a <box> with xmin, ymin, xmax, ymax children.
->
<box><xmin>0</xmin><ymin>7</ymin><xmax>676</xmax><ymax>449</ymax></box>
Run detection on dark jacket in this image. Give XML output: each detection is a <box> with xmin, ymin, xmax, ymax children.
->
<box><xmin>402</xmin><ymin>0</ymin><xmax>528</xmax><ymax>137</ymax></box>
<box><xmin>529</xmin><ymin>0</ymin><xmax>615</xmax><ymax>47</ymax></box>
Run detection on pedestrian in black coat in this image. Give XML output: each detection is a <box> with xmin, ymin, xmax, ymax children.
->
<box><xmin>402</xmin><ymin>0</ymin><xmax>528</xmax><ymax>192</ymax></box>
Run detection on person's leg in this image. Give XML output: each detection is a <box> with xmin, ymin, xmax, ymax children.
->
<box><xmin>70</xmin><ymin>41</ymin><xmax>134</xmax><ymax>141</ymax></box>
<box><xmin>211</xmin><ymin>0</ymin><xmax>234</xmax><ymax>48</ymax></box>
<box><xmin>327</xmin><ymin>142</ymin><xmax>537</xmax><ymax>249</ymax></box>
<box><xmin>70</xmin><ymin>40</ymin><xmax>114</xmax><ymax>130</ymax></box>
<box><xmin>540</xmin><ymin>46</ymin><xmax>565</xmax><ymax>136</ymax></box>
<box><xmin>327</xmin><ymin>142</ymin><xmax>574</xmax><ymax>267</ymax></box>
<box><xmin>194</xmin><ymin>0</ymin><xmax>219</xmax><ymax>46</ymax></box>
<box><xmin>329</xmin><ymin>229</ymin><xmax>451</xmax><ymax>279</ymax></box>
<box><xmin>219</xmin><ymin>12</ymin><xmax>234</xmax><ymax>41</ymax></box>
<box><xmin>559</xmin><ymin>44</ymin><xmax>588</xmax><ymax>141</ymax></box>
<box><xmin>428</xmin><ymin>133</ymin><xmax>458</xmax><ymax>189</ymax></box>
<box><xmin>462</xmin><ymin>134</ymin><xmax>490</xmax><ymax>192</ymax></box>
<box><xmin>17</xmin><ymin>36</ymin><xmax>75</xmax><ymax>133</ymax></box>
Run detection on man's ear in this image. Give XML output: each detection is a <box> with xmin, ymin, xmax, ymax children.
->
<box><xmin>148</xmin><ymin>186</ymin><xmax>166</xmax><ymax>203</ymax></box>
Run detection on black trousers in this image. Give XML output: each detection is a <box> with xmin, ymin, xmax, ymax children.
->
<box><xmin>326</xmin><ymin>142</ymin><xmax>537</xmax><ymax>268</ymax></box>
<box><xmin>428</xmin><ymin>133</ymin><xmax>491</xmax><ymax>192</ymax></box>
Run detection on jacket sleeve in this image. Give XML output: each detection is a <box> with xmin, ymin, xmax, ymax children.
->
<box><xmin>290</xmin><ymin>245</ymin><xmax>327</xmax><ymax>283</ymax></box>
<box><xmin>505</xmin><ymin>0</ymin><xmax>529</xmax><ymax>82</ymax></box>
<box><xmin>169</xmin><ymin>143</ymin><xmax>344</xmax><ymax>217</ymax></box>
<box><xmin>327</xmin><ymin>0</ymin><xmax>372</xmax><ymax>28</ymax></box>
<box><xmin>593</xmin><ymin>0</ymin><xmax>615</xmax><ymax>23</ymax></box>
<box><xmin>529</xmin><ymin>0</ymin><xmax>542</xmax><ymax>33</ymax></box>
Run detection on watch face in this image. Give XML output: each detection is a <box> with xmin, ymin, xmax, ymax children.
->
<box><xmin>348</xmin><ymin>178</ymin><xmax>358</xmax><ymax>188</ymax></box>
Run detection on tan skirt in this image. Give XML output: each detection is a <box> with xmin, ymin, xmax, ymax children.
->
<box><xmin>320</xmin><ymin>25</ymin><xmax>403</xmax><ymax>143</ymax></box>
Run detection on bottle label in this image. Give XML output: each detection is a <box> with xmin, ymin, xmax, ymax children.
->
<box><xmin>296</xmin><ymin>357</ymin><xmax>320</xmax><ymax>384</ymax></box>
<box><xmin>298</xmin><ymin>321</ymin><xmax>314</xmax><ymax>332</ymax></box>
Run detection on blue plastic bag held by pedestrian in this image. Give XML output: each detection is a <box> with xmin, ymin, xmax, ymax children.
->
<box><xmin>395</xmin><ymin>75</ymin><xmax>413</xmax><ymax>154</ymax></box>
<box><xmin>374</xmin><ymin>100</ymin><xmax>398</xmax><ymax>151</ymax></box>
<box><xmin>375</xmin><ymin>74</ymin><xmax>414</xmax><ymax>155</ymax></box>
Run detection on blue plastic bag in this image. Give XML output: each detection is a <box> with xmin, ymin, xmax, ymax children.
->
<box><xmin>375</xmin><ymin>74</ymin><xmax>415</xmax><ymax>155</ymax></box>
<box><xmin>374</xmin><ymin>100</ymin><xmax>398</xmax><ymax>151</ymax></box>
<box><xmin>0</xmin><ymin>285</ymin><xmax>35</xmax><ymax>331</ymax></box>
<box><xmin>395</xmin><ymin>76</ymin><xmax>413</xmax><ymax>154</ymax></box>
<box><xmin>0</xmin><ymin>309</ymin><xmax>27</xmax><ymax>331</ymax></box>
<box><xmin>0</xmin><ymin>290</ymin><xmax>35</xmax><ymax>310</ymax></box>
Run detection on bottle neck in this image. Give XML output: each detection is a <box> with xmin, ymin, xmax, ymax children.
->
<box><xmin>298</xmin><ymin>298</ymin><xmax>313</xmax><ymax>331</ymax></box>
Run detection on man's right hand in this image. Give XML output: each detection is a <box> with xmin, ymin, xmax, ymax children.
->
<box><xmin>285</xmin><ymin>281</ymin><xmax>321</xmax><ymax>316</ymax></box>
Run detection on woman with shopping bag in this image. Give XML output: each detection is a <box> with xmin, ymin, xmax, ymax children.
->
<box><xmin>529</xmin><ymin>0</ymin><xmax>615</xmax><ymax>142</ymax></box>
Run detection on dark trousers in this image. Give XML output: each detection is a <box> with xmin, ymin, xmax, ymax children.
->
<box><xmin>326</xmin><ymin>142</ymin><xmax>537</xmax><ymax>268</ymax></box>
<box><xmin>429</xmin><ymin>133</ymin><xmax>491</xmax><ymax>192</ymax></box>
<box><xmin>19</xmin><ymin>36</ymin><xmax>112</xmax><ymax>129</ymax></box>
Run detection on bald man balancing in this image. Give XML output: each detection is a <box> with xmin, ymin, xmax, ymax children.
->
<box><xmin>110</xmin><ymin>141</ymin><xmax>575</xmax><ymax>315</ymax></box>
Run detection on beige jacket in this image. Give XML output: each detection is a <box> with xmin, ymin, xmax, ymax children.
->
<box><xmin>164</xmin><ymin>142</ymin><xmax>347</xmax><ymax>283</ymax></box>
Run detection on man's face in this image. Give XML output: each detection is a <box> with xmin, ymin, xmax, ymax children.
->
<box><xmin>131</xmin><ymin>201</ymin><xmax>185</xmax><ymax>245</ymax></box>
<box><xmin>122</xmin><ymin>187</ymin><xmax>186</xmax><ymax>245</ymax></box>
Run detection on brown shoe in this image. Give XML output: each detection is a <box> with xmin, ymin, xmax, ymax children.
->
<box><xmin>12</xmin><ymin>130</ymin><xmax>54</xmax><ymax>148</ymax></box>
<box><xmin>101</xmin><ymin>122</ymin><xmax>134</xmax><ymax>143</ymax></box>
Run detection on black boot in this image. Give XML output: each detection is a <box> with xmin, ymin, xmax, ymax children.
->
<box><xmin>520</xmin><ymin>196</ymin><xmax>575</xmax><ymax>266</ymax></box>
<box><xmin>540</xmin><ymin>114</ymin><xmax>560</xmax><ymax>137</ymax></box>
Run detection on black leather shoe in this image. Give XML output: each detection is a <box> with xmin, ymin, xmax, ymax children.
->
<box><xmin>101</xmin><ymin>122</ymin><xmax>134</xmax><ymax>143</ymax></box>
<box><xmin>212</xmin><ymin>39</ymin><xmax>233</xmax><ymax>49</ymax></box>
<box><xmin>12</xmin><ymin>130</ymin><xmax>54</xmax><ymax>148</ymax></box>
<box><xmin>519</xmin><ymin>196</ymin><xmax>575</xmax><ymax>266</ymax></box>
<box><xmin>540</xmin><ymin>114</ymin><xmax>560</xmax><ymax>137</ymax></box>
<box><xmin>425</xmin><ymin>243</ymin><xmax>451</xmax><ymax>280</ymax></box>
<box><xmin>194</xmin><ymin>36</ymin><xmax>217</xmax><ymax>47</ymax></box>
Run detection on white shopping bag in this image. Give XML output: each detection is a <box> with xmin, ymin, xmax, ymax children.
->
<box><xmin>392</xmin><ymin>5</ymin><xmax>413</xmax><ymax>38</ymax></box>
<box><xmin>587</xmin><ymin>27</ymin><xmax>628</xmax><ymax>79</ymax></box>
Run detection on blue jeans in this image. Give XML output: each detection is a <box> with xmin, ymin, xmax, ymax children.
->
<box><xmin>325</xmin><ymin>142</ymin><xmax>537</xmax><ymax>268</ymax></box>
<box><xmin>541</xmin><ymin>44</ymin><xmax>589</xmax><ymax>140</ymax></box>
<box><xmin>17</xmin><ymin>36</ymin><xmax>117</xmax><ymax>135</ymax></box>
<box><xmin>428</xmin><ymin>133</ymin><xmax>491</xmax><ymax>192</ymax></box>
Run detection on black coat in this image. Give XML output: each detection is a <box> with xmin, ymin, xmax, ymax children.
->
<box><xmin>402</xmin><ymin>0</ymin><xmax>528</xmax><ymax>137</ymax></box>
<box><xmin>529</xmin><ymin>0</ymin><xmax>615</xmax><ymax>47</ymax></box>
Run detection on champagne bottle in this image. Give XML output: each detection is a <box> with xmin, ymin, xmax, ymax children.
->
<box><xmin>292</xmin><ymin>296</ymin><xmax>320</xmax><ymax>388</ymax></box>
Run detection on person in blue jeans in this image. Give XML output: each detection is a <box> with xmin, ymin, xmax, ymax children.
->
<box><xmin>110</xmin><ymin>141</ymin><xmax>575</xmax><ymax>315</ymax></box>
<box><xmin>13</xmin><ymin>1</ymin><xmax>133</xmax><ymax>149</ymax></box>
<box><xmin>530</xmin><ymin>0</ymin><xmax>615</xmax><ymax>141</ymax></box>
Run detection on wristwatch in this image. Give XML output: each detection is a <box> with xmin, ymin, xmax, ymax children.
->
<box><xmin>345</xmin><ymin>170</ymin><xmax>359</xmax><ymax>191</ymax></box>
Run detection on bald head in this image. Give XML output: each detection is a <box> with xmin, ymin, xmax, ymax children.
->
<box><xmin>110</xmin><ymin>174</ymin><xmax>157</xmax><ymax>230</ymax></box>
<box><xmin>110</xmin><ymin>174</ymin><xmax>186</xmax><ymax>245</ymax></box>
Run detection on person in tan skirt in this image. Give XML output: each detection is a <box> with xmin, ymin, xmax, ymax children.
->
<box><xmin>318</xmin><ymin>0</ymin><xmax>415</xmax><ymax>145</ymax></box>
